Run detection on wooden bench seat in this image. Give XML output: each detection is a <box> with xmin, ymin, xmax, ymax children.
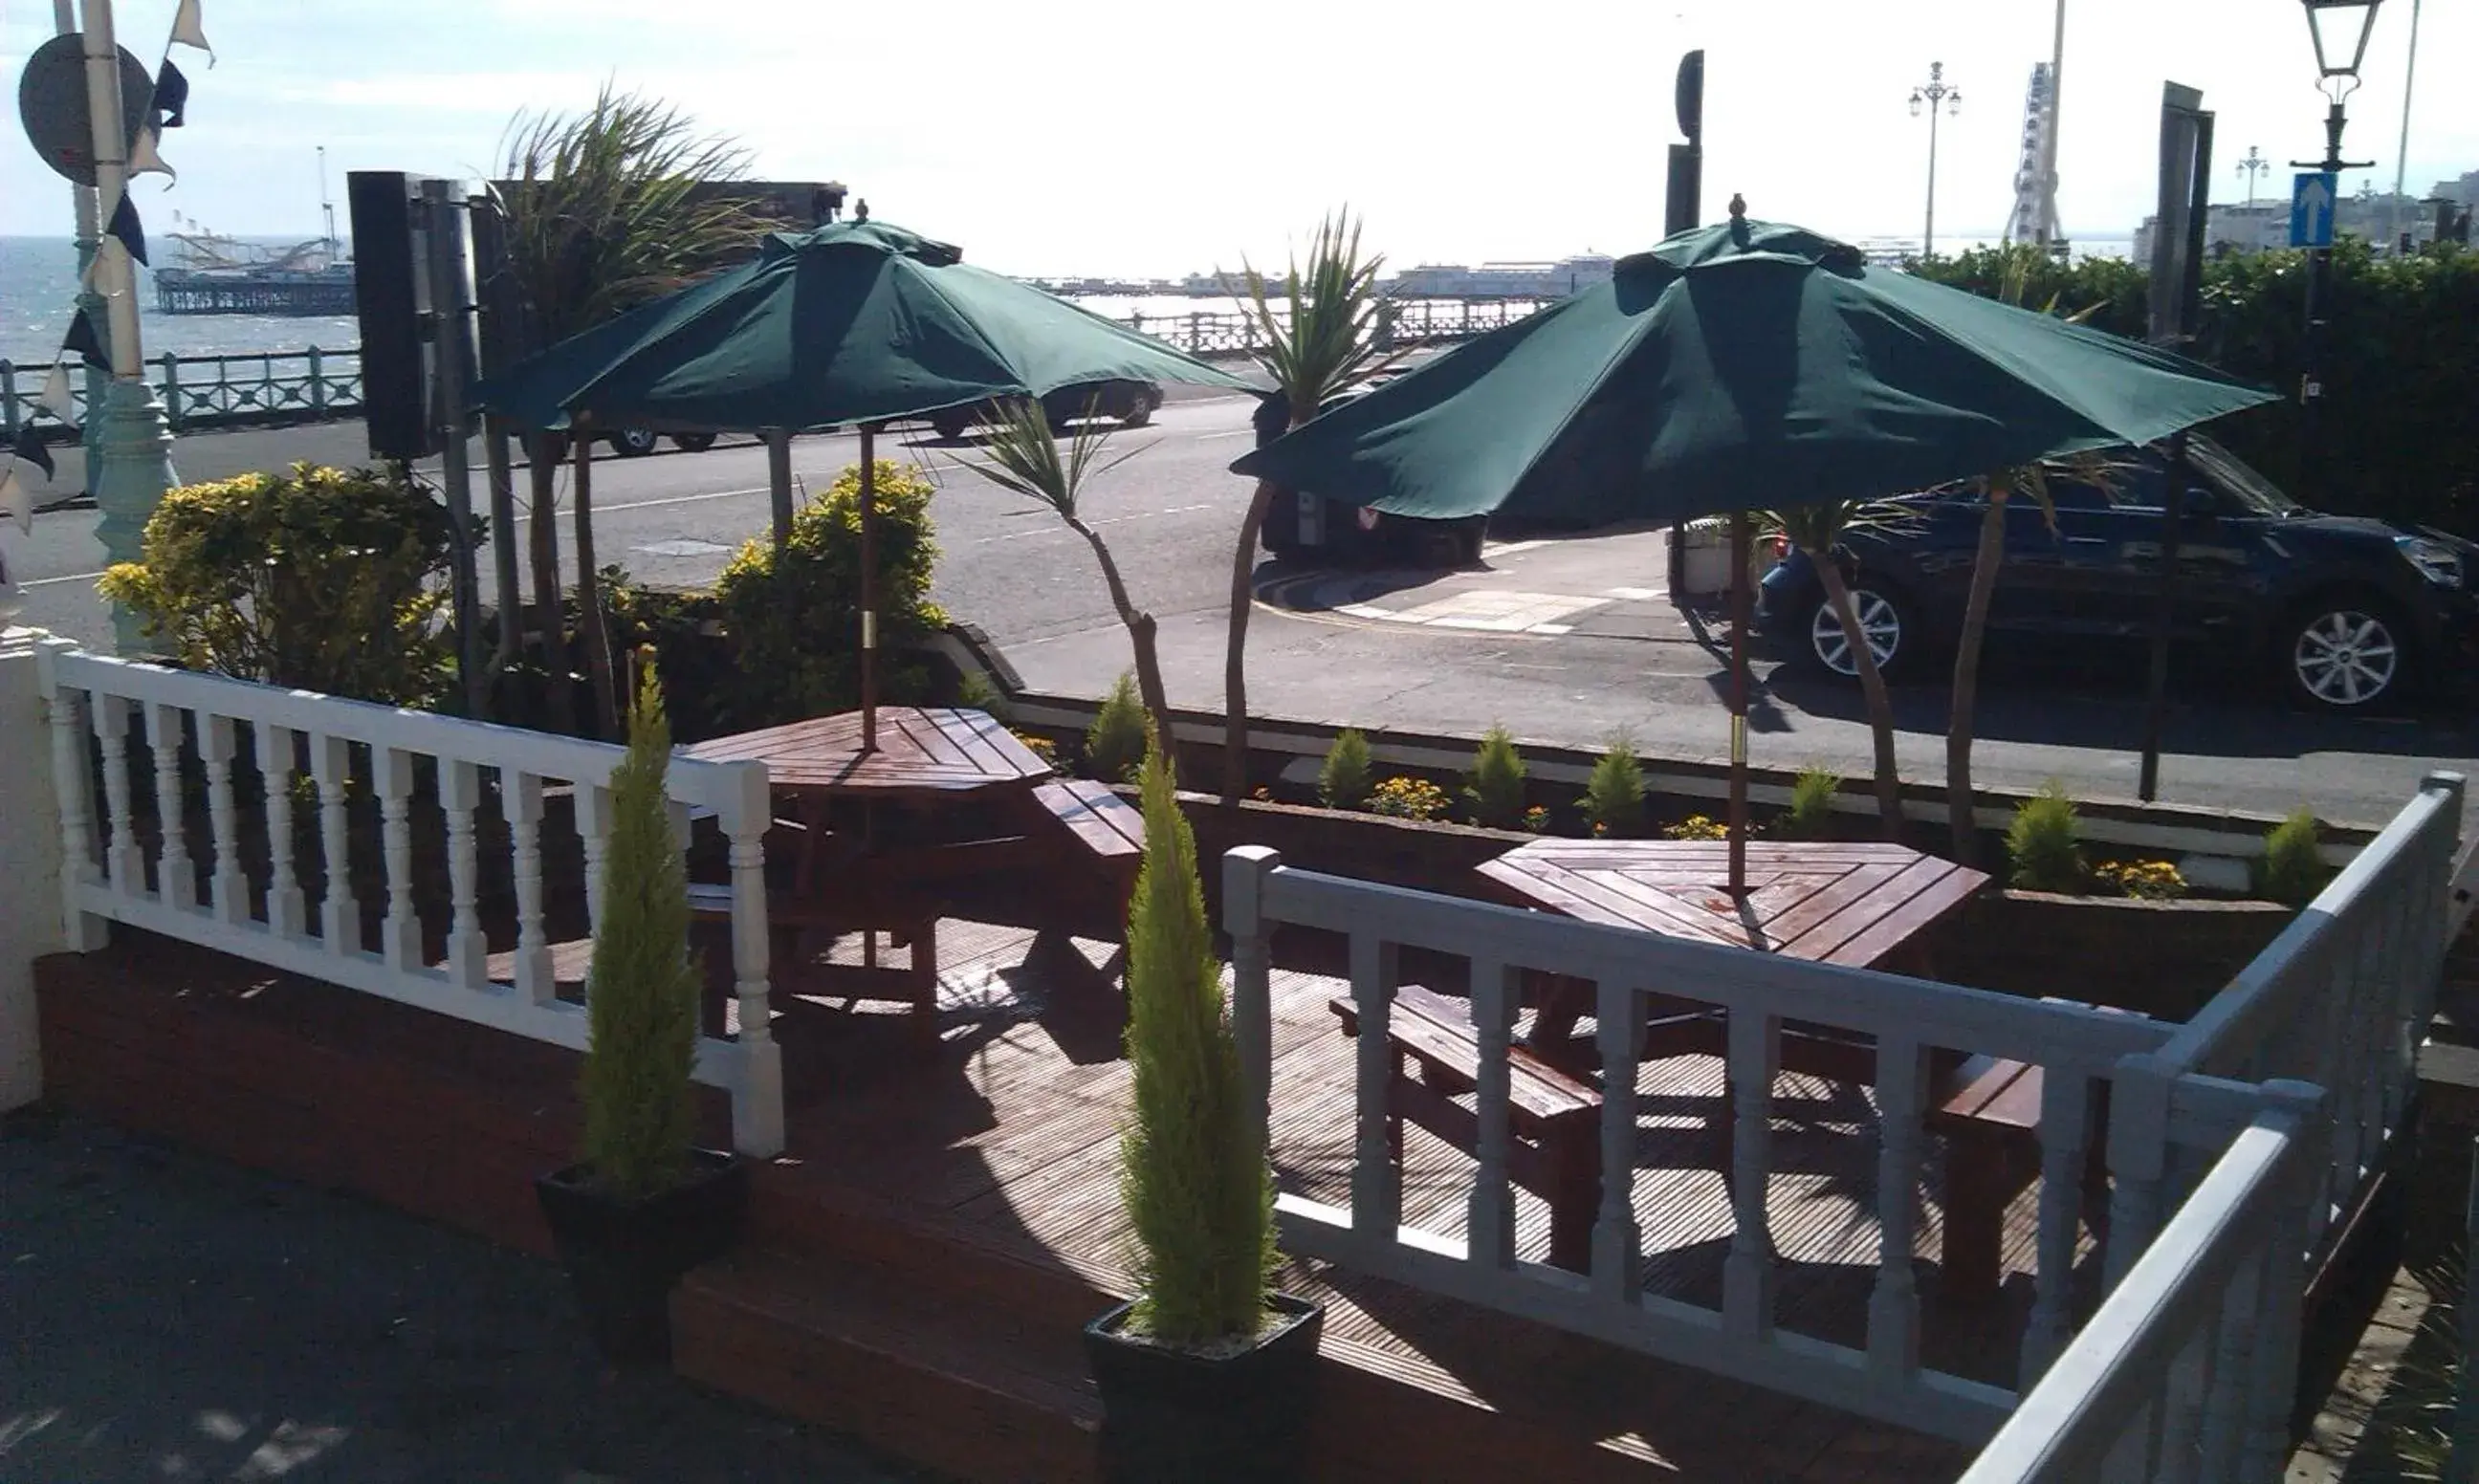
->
<box><xmin>1030</xmin><ymin>779</ymin><xmax>1147</xmax><ymax>922</ymax></box>
<box><xmin>684</xmin><ymin>882</ymin><xmax>940</xmax><ymax>1045</ymax></box>
<box><xmin>1329</xmin><ymin>984</ymin><xmax>1603</xmax><ymax>1273</ymax></box>
<box><xmin>1331</xmin><ymin>982</ymin><xmax>2117</xmax><ymax>1295</ymax></box>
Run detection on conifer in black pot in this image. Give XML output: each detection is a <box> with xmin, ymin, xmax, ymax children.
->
<box><xmin>1084</xmin><ymin>748</ymin><xmax>1322</xmax><ymax>1482</ymax></box>
<box><xmin>536</xmin><ymin>656</ymin><xmax>747</xmax><ymax>1366</ymax></box>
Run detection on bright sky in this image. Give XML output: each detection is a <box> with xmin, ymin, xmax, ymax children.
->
<box><xmin>5</xmin><ymin>0</ymin><xmax>2472</xmax><ymax>274</ymax></box>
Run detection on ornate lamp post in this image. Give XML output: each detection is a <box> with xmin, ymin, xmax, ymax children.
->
<box><xmin>2236</xmin><ymin>144</ymin><xmax>2269</xmax><ymax>207</ymax></box>
<box><xmin>1909</xmin><ymin>62</ymin><xmax>1962</xmax><ymax>258</ymax></box>
<box><xmin>2293</xmin><ymin>0</ymin><xmax>2382</xmax><ymax>456</ymax></box>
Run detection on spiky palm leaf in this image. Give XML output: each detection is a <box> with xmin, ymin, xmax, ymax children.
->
<box><xmin>1219</xmin><ymin>210</ymin><xmax>1393</xmax><ymax>801</ymax></box>
<box><xmin>951</xmin><ymin>400</ymin><xmax>1172</xmax><ymax>742</ymax></box>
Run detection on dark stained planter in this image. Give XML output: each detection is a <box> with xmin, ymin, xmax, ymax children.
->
<box><xmin>535</xmin><ymin>1149</ymin><xmax>749</xmax><ymax>1366</ymax></box>
<box><xmin>1085</xmin><ymin>1292</ymin><xmax>1325</xmax><ymax>1484</ymax></box>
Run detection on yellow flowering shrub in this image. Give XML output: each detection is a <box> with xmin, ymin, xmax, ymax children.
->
<box><xmin>1368</xmin><ymin>776</ymin><xmax>1449</xmax><ymax>821</ymax></box>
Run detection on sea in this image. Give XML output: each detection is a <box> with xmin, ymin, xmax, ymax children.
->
<box><xmin>0</xmin><ymin>231</ymin><xmax>2138</xmax><ymax>368</ymax></box>
<box><xmin>0</xmin><ymin>235</ymin><xmax>359</xmax><ymax>366</ymax></box>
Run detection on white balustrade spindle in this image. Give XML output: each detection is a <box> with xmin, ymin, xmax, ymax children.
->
<box><xmin>373</xmin><ymin>749</ymin><xmax>420</xmax><ymax>971</ymax></box>
<box><xmin>439</xmin><ymin>760</ymin><xmax>487</xmax><ymax>988</ymax></box>
<box><xmin>1465</xmin><ymin>958</ymin><xmax>1516</xmax><ymax>1274</ymax></box>
<box><xmin>1866</xmin><ymin>1035</ymin><xmax>1928</xmax><ymax>1378</ymax></box>
<box><xmin>502</xmin><ymin>771</ymin><xmax>554</xmax><ymax>1003</ymax></box>
<box><xmin>312</xmin><ymin>735</ymin><xmax>357</xmax><ymax>954</ymax></box>
<box><xmin>1591</xmin><ymin>977</ymin><xmax>1641</xmax><ymax>1301</ymax></box>
<box><xmin>2019</xmin><ymin>1066</ymin><xmax>2092</xmax><ymax>1382</ymax></box>
<box><xmin>40</xmin><ymin>654</ymin><xmax>107</xmax><ymax>950</ymax></box>
<box><xmin>148</xmin><ymin>700</ymin><xmax>193</xmax><ymax>910</ymax></box>
<box><xmin>1723</xmin><ymin>1008</ymin><xmax>1781</xmax><ymax>1339</ymax></box>
<box><xmin>1349</xmin><ymin>933</ymin><xmax>1401</xmax><ymax>1241</ymax></box>
<box><xmin>255</xmin><ymin>723</ymin><xmax>307</xmax><ymax>939</ymax></box>
<box><xmin>96</xmin><ymin>694</ymin><xmax>141</xmax><ymax>892</ymax></box>
<box><xmin>576</xmin><ymin>782</ymin><xmax>612</xmax><ymax>935</ymax></box>
<box><xmin>200</xmin><ymin>714</ymin><xmax>247</xmax><ymax>924</ymax></box>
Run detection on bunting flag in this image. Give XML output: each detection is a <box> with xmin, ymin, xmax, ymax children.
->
<box><xmin>61</xmin><ymin>312</ymin><xmax>106</xmax><ymax>370</ymax></box>
<box><xmin>106</xmin><ymin>194</ymin><xmax>148</xmax><ymax>267</ymax></box>
<box><xmin>129</xmin><ymin>126</ymin><xmax>175</xmax><ymax>183</ymax></box>
<box><xmin>9</xmin><ymin>427</ymin><xmax>57</xmax><ymax>484</ymax></box>
<box><xmin>36</xmin><ymin>363</ymin><xmax>76</xmax><ymax>423</ymax></box>
<box><xmin>0</xmin><ymin>467</ymin><xmax>29</xmax><ymax>536</ymax></box>
<box><xmin>152</xmin><ymin>59</ymin><xmax>189</xmax><ymax>129</ymax></box>
<box><xmin>170</xmin><ymin>0</ymin><xmax>213</xmax><ymax>63</ymax></box>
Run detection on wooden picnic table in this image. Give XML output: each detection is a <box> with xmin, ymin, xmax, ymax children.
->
<box><xmin>1470</xmin><ymin>838</ymin><xmax>2052</xmax><ymax>1298</ymax></box>
<box><xmin>683</xmin><ymin>706</ymin><xmax>1052</xmax><ymax>802</ymax></box>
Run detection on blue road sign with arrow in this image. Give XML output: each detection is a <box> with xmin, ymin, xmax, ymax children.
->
<box><xmin>2291</xmin><ymin>172</ymin><xmax>2337</xmax><ymax>248</ymax></box>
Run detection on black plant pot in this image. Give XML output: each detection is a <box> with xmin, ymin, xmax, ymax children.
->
<box><xmin>534</xmin><ymin>1149</ymin><xmax>749</xmax><ymax>1366</ymax></box>
<box><xmin>1084</xmin><ymin>1292</ymin><xmax>1325</xmax><ymax>1484</ymax></box>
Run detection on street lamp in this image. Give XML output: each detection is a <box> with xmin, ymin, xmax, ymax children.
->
<box><xmin>2293</xmin><ymin>0</ymin><xmax>2382</xmax><ymax>458</ymax></box>
<box><xmin>1909</xmin><ymin>62</ymin><xmax>1961</xmax><ymax>258</ymax></box>
<box><xmin>2236</xmin><ymin>144</ymin><xmax>2269</xmax><ymax>208</ymax></box>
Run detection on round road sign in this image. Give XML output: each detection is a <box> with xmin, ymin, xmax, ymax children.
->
<box><xmin>17</xmin><ymin>33</ymin><xmax>152</xmax><ymax>187</ymax></box>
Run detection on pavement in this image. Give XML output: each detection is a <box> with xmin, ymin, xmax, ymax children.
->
<box><xmin>0</xmin><ymin>1108</ymin><xmax>933</xmax><ymax>1484</ymax></box>
<box><xmin>9</xmin><ymin>395</ymin><xmax>2476</xmax><ymax>831</ymax></box>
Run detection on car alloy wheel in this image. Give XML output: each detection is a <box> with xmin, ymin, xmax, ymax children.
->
<box><xmin>1810</xmin><ymin>589</ymin><xmax>1902</xmax><ymax>677</ymax></box>
<box><xmin>2291</xmin><ymin>607</ymin><xmax>2401</xmax><ymax>709</ymax></box>
<box><xmin>610</xmin><ymin>427</ymin><xmax>660</xmax><ymax>457</ymax></box>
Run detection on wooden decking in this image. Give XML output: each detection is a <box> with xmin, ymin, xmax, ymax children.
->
<box><xmin>32</xmin><ymin>914</ymin><xmax>2062</xmax><ymax>1483</ymax></box>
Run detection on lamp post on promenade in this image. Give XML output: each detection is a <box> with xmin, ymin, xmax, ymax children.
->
<box><xmin>1910</xmin><ymin>62</ymin><xmax>1962</xmax><ymax>258</ymax></box>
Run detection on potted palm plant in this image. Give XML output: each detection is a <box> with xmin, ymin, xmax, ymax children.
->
<box><xmin>1085</xmin><ymin>748</ymin><xmax>1323</xmax><ymax>1482</ymax></box>
<box><xmin>535</xmin><ymin>655</ymin><xmax>748</xmax><ymax>1365</ymax></box>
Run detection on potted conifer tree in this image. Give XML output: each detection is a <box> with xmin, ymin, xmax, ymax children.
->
<box><xmin>1084</xmin><ymin>748</ymin><xmax>1323</xmax><ymax>1482</ymax></box>
<box><xmin>536</xmin><ymin>657</ymin><xmax>749</xmax><ymax>1365</ymax></box>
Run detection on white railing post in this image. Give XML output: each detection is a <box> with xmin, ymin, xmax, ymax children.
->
<box><xmin>1868</xmin><ymin>1034</ymin><xmax>1929</xmax><ymax>1379</ymax></box>
<box><xmin>502</xmin><ymin>771</ymin><xmax>554</xmax><ymax>1003</ymax></box>
<box><xmin>2021</xmin><ymin>1065</ymin><xmax>2094</xmax><ymax>1383</ymax></box>
<box><xmin>1223</xmin><ymin>845</ymin><xmax>1281</xmax><ymax>1149</ymax></box>
<box><xmin>4</xmin><ymin>633</ymin><xmax>72</xmax><ymax>1109</ymax></box>
<box><xmin>1467</xmin><ymin>955</ymin><xmax>1517</xmax><ymax>1273</ymax></box>
<box><xmin>576</xmin><ymin>782</ymin><xmax>612</xmax><ymax>936</ymax></box>
<box><xmin>311</xmin><ymin>734</ymin><xmax>358</xmax><ymax>954</ymax></box>
<box><xmin>1591</xmin><ymin>978</ymin><xmax>1642</xmax><ymax>1301</ymax></box>
<box><xmin>35</xmin><ymin>637</ymin><xmax>107</xmax><ymax>952</ymax></box>
<box><xmin>722</xmin><ymin>759</ymin><xmax>782</xmax><ymax>1157</ymax></box>
<box><xmin>200</xmin><ymin>713</ymin><xmax>247</xmax><ymax>925</ymax></box>
<box><xmin>254</xmin><ymin>723</ymin><xmax>306</xmax><ymax>940</ymax></box>
<box><xmin>2105</xmin><ymin>1050</ymin><xmax>2176</xmax><ymax>1293</ymax></box>
<box><xmin>147</xmin><ymin>700</ymin><xmax>194</xmax><ymax>911</ymax></box>
<box><xmin>1723</xmin><ymin>1007</ymin><xmax>1782</xmax><ymax>1339</ymax></box>
<box><xmin>2243</xmin><ymin>1079</ymin><xmax>2327</xmax><ymax>1480</ymax></box>
<box><xmin>438</xmin><ymin>759</ymin><xmax>488</xmax><ymax>988</ymax></box>
<box><xmin>1349</xmin><ymin>931</ymin><xmax>1402</xmax><ymax>1242</ymax></box>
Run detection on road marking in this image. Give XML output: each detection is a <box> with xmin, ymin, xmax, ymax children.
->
<box><xmin>1200</xmin><ymin>429</ymin><xmax>1255</xmax><ymax>441</ymax></box>
<box><xmin>1482</xmin><ymin>538</ymin><xmax>1549</xmax><ymax>557</ymax></box>
<box><xmin>1606</xmin><ymin>585</ymin><xmax>1665</xmax><ymax>600</ymax></box>
<box><xmin>634</xmin><ymin>538</ymin><xmax>734</xmax><ymax>557</ymax></box>
<box><xmin>22</xmin><ymin>569</ymin><xmax>107</xmax><ymax>588</ymax></box>
<box><xmin>1091</xmin><ymin>503</ymin><xmax>1213</xmax><ymax>525</ymax></box>
<box><xmin>1529</xmin><ymin>623</ymin><xmax>1576</xmax><ymax>636</ymax></box>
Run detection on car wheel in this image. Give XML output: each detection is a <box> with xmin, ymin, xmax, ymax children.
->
<box><xmin>608</xmin><ymin>426</ymin><xmax>660</xmax><ymax>457</ymax></box>
<box><xmin>2283</xmin><ymin>600</ymin><xmax>2406</xmax><ymax>711</ymax></box>
<box><xmin>670</xmin><ymin>432</ymin><xmax>717</xmax><ymax>452</ymax></box>
<box><xmin>1120</xmin><ymin>397</ymin><xmax>1154</xmax><ymax>428</ymax></box>
<box><xmin>1807</xmin><ymin>585</ymin><xmax>1911</xmax><ymax>680</ymax></box>
<box><xmin>932</xmin><ymin>412</ymin><xmax>970</xmax><ymax>440</ymax></box>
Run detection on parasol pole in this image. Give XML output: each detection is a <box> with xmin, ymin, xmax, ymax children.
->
<box><xmin>859</xmin><ymin>423</ymin><xmax>879</xmax><ymax>751</ymax></box>
<box><xmin>1727</xmin><ymin>512</ymin><xmax>1752</xmax><ymax>893</ymax></box>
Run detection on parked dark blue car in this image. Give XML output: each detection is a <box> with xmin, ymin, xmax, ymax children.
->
<box><xmin>1755</xmin><ymin>435</ymin><xmax>2479</xmax><ymax>712</ymax></box>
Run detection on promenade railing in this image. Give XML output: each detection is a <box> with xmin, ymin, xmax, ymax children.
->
<box><xmin>1</xmin><ymin>348</ymin><xmax>363</xmax><ymax>439</ymax></box>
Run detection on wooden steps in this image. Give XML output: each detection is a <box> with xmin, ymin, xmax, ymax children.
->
<box><xmin>674</xmin><ymin>1246</ymin><xmax>1105</xmax><ymax>1484</ymax></box>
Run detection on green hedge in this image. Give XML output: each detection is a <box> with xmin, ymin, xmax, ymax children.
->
<box><xmin>1913</xmin><ymin>243</ymin><xmax>2479</xmax><ymax>537</ymax></box>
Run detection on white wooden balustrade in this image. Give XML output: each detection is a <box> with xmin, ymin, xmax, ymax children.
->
<box><xmin>1224</xmin><ymin>846</ymin><xmax>2178</xmax><ymax>1442</ymax></box>
<box><xmin>1959</xmin><ymin>1079</ymin><xmax>2326</xmax><ymax>1483</ymax></box>
<box><xmin>2105</xmin><ymin>770</ymin><xmax>2465</xmax><ymax>1282</ymax></box>
<box><xmin>36</xmin><ymin>644</ymin><xmax>784</xmax><ymax>1156</ymax></box>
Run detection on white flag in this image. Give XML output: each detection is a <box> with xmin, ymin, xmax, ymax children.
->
<box><xmin>0</xmin><ymin>468</ymin><xmax>30</xmax><ymax>536</ymax></box>
<box><xmin>171</xmin><ymin>0</ymin><xmax>214</xmax><ymax>61</ymax></box>
<box><xmin>37</xmin><ymin>361</ymin><xmax>76</xmax><ymax>422</ymax></box>
<box><xmin>130</xmin><ymin>127</ymin><xmax>177</xmax><ymax>183</ymax></box>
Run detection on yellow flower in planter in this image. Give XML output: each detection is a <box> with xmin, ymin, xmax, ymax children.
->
<box><xmin>2094</xmin><ymin>858</ymin><xmax>2187</xmax><ymax>901</ymax></box>
<box><xmin>1662</xmin><ymin>814</ymin><xmax>1729</xmax><ymax>841</ymax></box>
<box><xmin>1368</xmin><ymin>776</ymin><xmax>1449</xmax><ymax>821</ymax></box>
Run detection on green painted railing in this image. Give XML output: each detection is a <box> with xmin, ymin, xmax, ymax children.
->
<box><xmin>0</xmin><ymin>347</ymin><xmax>363</xmax><ymax>440</ymax></box>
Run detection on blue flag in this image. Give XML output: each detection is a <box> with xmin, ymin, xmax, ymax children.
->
<box><xmin>10</xmin><ymin>426</ymin><xmax>56</xmax><ymax>482</ymax></box>
<box><xmin>152</xmin><ymin>58</ymin><xmax>189</xmax><ymax>129</ymax></box>
<box><xmin>107</xmin><ymin>193</ymin><xmax>148</xmax><ymax>267</ymax></box>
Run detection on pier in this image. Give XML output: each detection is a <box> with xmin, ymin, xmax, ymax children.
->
<box><xmin>153</xmin><ymin>270</ymin><xmax>360</xmax><ymax>316</ymax></box>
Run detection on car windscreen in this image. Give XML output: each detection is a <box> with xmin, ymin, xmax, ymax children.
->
<box><xmin>2184</xmin><ymin>435</ymin><xmax>2302</xmax><ymax>516</ymax></box>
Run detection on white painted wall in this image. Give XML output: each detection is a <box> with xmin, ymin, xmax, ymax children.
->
<box><xmin>0</xmin><ymin>628</ymin><xmax>72</xmax><ymax>1110</ymax></box>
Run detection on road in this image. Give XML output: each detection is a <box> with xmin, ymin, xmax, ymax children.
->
<box><xmin>11</xmin><ymin>399</ymin><xmax>2474</xmax><ymax>831</ymax></box>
